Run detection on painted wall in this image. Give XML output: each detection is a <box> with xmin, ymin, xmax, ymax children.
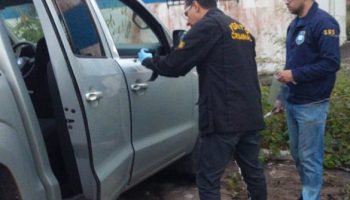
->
<box><xmin>145</xmin><ymin>0</ymin><xmax>347</xmax><ymax>73</ymax></box>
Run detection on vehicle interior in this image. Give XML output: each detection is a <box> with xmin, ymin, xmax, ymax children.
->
<box><xmin>0</xmin><ymin>0</ymin><xmax>83</xmax><ymax>199</ymax></box>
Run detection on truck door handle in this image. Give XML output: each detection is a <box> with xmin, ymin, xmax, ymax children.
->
<box><xmin>85</xmin><ymin>91</ymin><xmax>103</xmax><ymax>102</ymax></box>
<box><xmin>131</xmin><ymin>83</ymin><xmax>149</xmax><ymax>92</ymax></box>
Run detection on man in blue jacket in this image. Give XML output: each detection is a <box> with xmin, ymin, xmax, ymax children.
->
<box><xmin>276</xmin><ymin>0</ymin><xmax>340</xmax><ymax>199</ymax></box>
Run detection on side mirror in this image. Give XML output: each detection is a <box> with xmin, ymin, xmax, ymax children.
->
<box><xmin>172</xmin><ymin>30</ymin><xmax>186</xmax><ymax>48</ymax></box>
<box><xmin>132</xmin><ymin>12</ymin><xmax>149</xmax><ymax>30</ymax></box>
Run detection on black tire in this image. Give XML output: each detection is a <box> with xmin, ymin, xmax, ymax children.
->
<box><xmin>173</xmin><ymin>140</ymin><xmax>199</xmax><ymax>178</ymax></box>
<box><xmin>0</xmin><ymin>165</ymin><xmax>21</xmax><ymax>200</ymax></box>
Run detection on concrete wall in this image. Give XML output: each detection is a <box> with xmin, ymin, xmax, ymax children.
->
<box><xmin>318</xmin><ymin>0</ymin><xmax>347</xmax><ymax>42</ymax></box>
<box><xmin>145</xmin><ymin>0</ymin><xmax>347</xmax><ymax>73</ymax></box>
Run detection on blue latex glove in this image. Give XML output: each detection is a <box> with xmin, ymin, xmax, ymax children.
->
<box><xmin>138</xmin><ymin>48</ymin><xmax>153</xmax><ymax>63</ymax></box>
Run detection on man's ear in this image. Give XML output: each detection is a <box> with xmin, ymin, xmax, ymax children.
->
<box><xmin>193</xmin><ymin>1</ymin><xmax>201</xmax><ymax>12</ymax></box>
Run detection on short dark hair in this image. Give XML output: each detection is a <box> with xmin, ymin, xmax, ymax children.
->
<box><xmin>185</xmin><ymin>0</ymin><xmax>217</xmax><ymax>9</ymax></box>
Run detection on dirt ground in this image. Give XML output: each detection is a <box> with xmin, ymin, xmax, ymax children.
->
<box><xmin>120</xmin><ymin>159</ymin><xmax>350</xmax><ymax>200</ymax></box>
<box><xmin>119</xmin><ymin>42</ymin><xmax>350</xmax><ymax>200</ymax></box>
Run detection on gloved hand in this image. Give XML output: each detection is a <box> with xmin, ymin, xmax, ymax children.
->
<box><xmin>138</xmin><ymin>48</ymin><xmax>153</xmax><ymax>63</ymax></box>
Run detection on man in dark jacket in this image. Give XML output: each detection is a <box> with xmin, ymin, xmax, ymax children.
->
<box><xmin>275</xmin><ymin>0</ymin><xmax>340</xmax><ymax>199</ymax></box>
<box><xmin>138</xmin><ymin>0</ymin><xmax>266</xmax><ymax>199</ymax></box>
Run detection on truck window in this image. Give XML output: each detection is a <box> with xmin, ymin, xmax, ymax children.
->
<box><xmin>95</xmin><ymin>0</ymin><xmax>160</xmax><ymax>57</ymax></box>
<box><xmin>53</xmin><ymin>0</ymin><xmax>105</xmax><ymax>57</ymax></box>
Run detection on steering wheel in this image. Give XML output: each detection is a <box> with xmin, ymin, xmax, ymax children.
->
<box><xmin>12</xmin><ymin>41</ymin><xmax>36</xmax><ymax>78</ymax></box>
<box><xmin>13</xmin><ymin>41</ymin><xmax>35</xmax><ymax>55</ymax></box>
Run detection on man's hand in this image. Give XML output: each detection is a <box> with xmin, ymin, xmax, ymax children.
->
<box><xmin>138</xmin><ymin>48</ymin><xmax>153</xmax><ymax>63</ymax></box>
<box><xmin>276</xmin><ymin>70</ymin><xmax>295</xmax><ymax>84</ymax></box>
<box><xmin>273</xmin><ymin>100</ymin><xmax>284</xmax><ymax>114</ymax></box>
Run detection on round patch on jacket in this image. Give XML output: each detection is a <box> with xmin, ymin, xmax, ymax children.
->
<box><xmin>295</xmin><ymin>31</ymin><xmax>306</xmax><ymax>45</ymax></box>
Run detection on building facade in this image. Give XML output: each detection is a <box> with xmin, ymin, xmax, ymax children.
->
<box><xmin>144</xmin><ymin>0</ymin><xmax>347</xmax><ymax>73</ymax></box>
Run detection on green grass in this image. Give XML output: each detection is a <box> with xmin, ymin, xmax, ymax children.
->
<box><xmin>260</xmin><ymin>68</ymin><xmax>350</xmax><ymax>168</ymax></box>
<box><xmin>347</xmin><ymin>5</ymin><xmax>350</xmax><ymax>40</ymax></box>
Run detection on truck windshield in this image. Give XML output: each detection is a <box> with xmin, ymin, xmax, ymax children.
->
<box><xmin>0</xmin><ymin>3</ymin><xmax>43</xmax><ymax>43</ymax></box>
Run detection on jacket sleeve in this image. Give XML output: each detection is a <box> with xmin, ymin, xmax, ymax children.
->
<box><xmin>291</xmin><ymin>18</ymin><xmax>340</xmax><ymax>83</ymax></box>
<box><xmin>142</xmin><ymin>19</ymin><xmax>222</xmax><ymax>77</ymax></box>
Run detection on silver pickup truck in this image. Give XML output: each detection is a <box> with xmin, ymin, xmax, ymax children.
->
<box><xmin>0</xmin><ymin>0</ymin><xmax>199</xmax><ymax>199</ymax></box>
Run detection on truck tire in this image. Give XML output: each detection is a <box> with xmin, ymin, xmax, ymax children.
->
<box><xmin>0</xmin><ymin>164</ymin><xmax>21</xmax><ymax>200</ymax></box>
<box><xmin>173</xmin><ymin>140</ymin><xmax>199</xmax><ymax>178</ymax></box>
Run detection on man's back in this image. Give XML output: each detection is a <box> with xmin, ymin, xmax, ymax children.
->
<box><xmin>194</xmin><ymin>9</ymin><xmax>265</xmax><ymax>134</ymax></box>
<box><xmin>138</xmin><ymin>1</ymin><xmax>267</xmax><ymax>199</ymax></box>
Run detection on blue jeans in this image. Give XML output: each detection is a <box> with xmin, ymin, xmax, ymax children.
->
<box><xmin>196</xmin><ymin>131</ymin><xmax>267</xmax><ymax>200</ymax></box>
<box><xmin>286</xmin><ymin>101</ymin><xmax>329</xmax><ymax>200</ymax></box>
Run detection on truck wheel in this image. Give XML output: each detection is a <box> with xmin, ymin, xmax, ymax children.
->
<box><xmin>174</xmin><ymin>141</ymin><xmax>199</xmax><ymax>178</ymax></box>
<box><xmin>0</xmin><ymin>164</ymin><xmax>21</xmax><ymax>200</ymax></box>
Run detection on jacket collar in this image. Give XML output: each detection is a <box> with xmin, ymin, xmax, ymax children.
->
<box><xmin>205</xmin><ymin>8</ymin><xmax>223</xmax><ymax>16</ymax></box>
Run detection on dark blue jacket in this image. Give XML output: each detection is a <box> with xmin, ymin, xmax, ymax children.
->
<box><xmin>285</xmin><ymin>2</ymin><xmax>340</xmax><ymax>104</ymax></box>
<box><xmin>143</xmin><ymin>9</ymin><xmax>265</xmax><ymax>134</ymax></box>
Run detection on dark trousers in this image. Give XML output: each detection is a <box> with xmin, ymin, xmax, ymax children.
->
<box><xmin>196</xmin><ymin>131</ymin><xmax>267</xmax><ymax>200</ymax></box>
